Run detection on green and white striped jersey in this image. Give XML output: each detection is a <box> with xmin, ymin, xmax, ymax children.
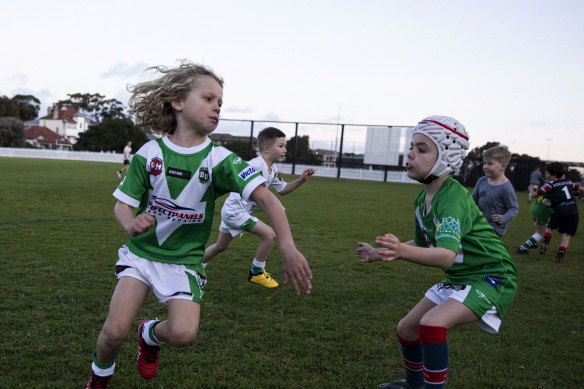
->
<box><xmin>113</xmin><ymin>136</ymin><xmax>265</xmax><ymax>268</ymax></box>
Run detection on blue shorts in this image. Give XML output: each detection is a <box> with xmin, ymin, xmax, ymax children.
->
<box><xmin>548</xmin><ymin>213</ymin><xmax>579</xmax><ymax>236</ymax></box>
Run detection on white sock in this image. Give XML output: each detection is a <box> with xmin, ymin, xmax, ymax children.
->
<box><xmin>142</xmin><ymin>320</ymin><xmax>162</xmax><ymax>346</ymax></box>
<box><xmin>532</xmin><ymin>233</ymin><xmax>543</xmax><ymax>242</ymax></box>
<box><xmin>92</xmin><ymin>361</ymin><xmax>115</xmax><ymax>377</ymax></box>
<box><xmin>252</xmin><ymin>258</ymin><xmax>266</xmax><ymax>270</ymax></box>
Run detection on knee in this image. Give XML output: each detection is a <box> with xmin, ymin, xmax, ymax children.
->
<box><xmin>100</xmin><ymin>322</ymin><xmax>130</xmax><ymax>346</ymax></box>
<box><xmin>396</xmin><ymin>317</ymin><xmax>419</xmax><ymax>341</ymax></box>
<box><xmin>166</xmin><ymin>323</ymin><xmax>198</xmax><ymax>347</ymax></box>
<box><xmin>264</xmin><ymin>228</ymin><xmax>276</xmax><ymax>243</ymax></box>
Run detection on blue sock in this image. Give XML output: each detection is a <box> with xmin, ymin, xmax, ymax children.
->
<box><xmin>396</xmin><ymin>332</ymin><xmax>424</xmax><ymax>388</ymax></box>
<box><xmin>419</xmin><ymin>324</ymin><xmax>448</xmax><ymax>389</ymax></box>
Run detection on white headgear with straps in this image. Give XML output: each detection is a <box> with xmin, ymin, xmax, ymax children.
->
<box><xmin>412</xmin><ymin>115</ymin><xmax>470</xmax><ymax>183</ymax></box>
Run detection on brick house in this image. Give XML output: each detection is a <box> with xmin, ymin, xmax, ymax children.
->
<box><xmin>25</xmin><ymin>125</ymin><xmax>73</xmax><ymax>150</ymax></box>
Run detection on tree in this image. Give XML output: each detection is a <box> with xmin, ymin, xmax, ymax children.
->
<box><xmin>222</xmin><ymin>141</ymin><xmax>256</xmax><ymax>160</ymax></box>
<box><xmin>12</xmin><ymin>94</ymin><xmax>41</xmax><ymax>121</ymax></box>
<box><xmin>0</xmin><ymin>117</ymin><xmax>25</xmax><ymax>147</ymax></box>
<box><xmin>285</xmin><ymin>135</ymin><xmax>322</xmax><ymax>165</ymax></box>
<box><xmin>74</xmin><ymin>118</ymin><xmax>149</xmax><ymax>152</ymax></box>
<box><xmin>467</xmin><ymin>141</ymin><xmax>501</xmax><ymax>159</ymax></box>
<box><xmin>0</xmin><ymin>95</ymin><xmax>19</xmax><ymax>118</ymax></box>
<box><xmin>567</xmin><ymin>168</ymin><xmax>582</xmax><ymax>184</ymax></box>
<box><xmin>57</xmin><ymin>93</ymin><xmax>127</xmax><ymax>122</ymax></box>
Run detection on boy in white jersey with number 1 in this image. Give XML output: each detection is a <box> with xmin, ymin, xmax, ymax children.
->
<box><xmin>204</xmin><ymin>127</ymin><xmax>315</xmax><ymax>288</ymax></box>
<box><xmin>356</xmin><ymin>116</ymin><xmax>517</xmax><ymax>389</ymax></box>
<box><xmin>86</xmin><ymin>61</ymin><xmax>313</xmax><ymax>389</ymax></box>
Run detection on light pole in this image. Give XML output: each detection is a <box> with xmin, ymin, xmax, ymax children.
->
<box><xmin>546</xmin><ymin>138</ymin><xmax>552</xmax><ymax>160</ymax></box>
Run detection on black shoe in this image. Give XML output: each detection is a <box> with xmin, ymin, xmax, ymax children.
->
<box><xmin>516</xmin><ymin>247</ymin><xmax>529</xmax><ymax>254</ymax></box>
<box><xmin>378</xmin><ymin>379</ymin><xmax>423</xmax><ymax>389</ymax></box>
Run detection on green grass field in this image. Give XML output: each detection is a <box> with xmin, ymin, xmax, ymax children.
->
<box><xmin>0</xmin><ymin>156</ymin><xmax>583</xmax><ymax>388</ymax></box>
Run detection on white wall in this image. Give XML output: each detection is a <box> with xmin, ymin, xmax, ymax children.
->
<box><xmin>0</xmin><ymin>147</ymin><xmax>418</xmax><ymax>184</ymax></box>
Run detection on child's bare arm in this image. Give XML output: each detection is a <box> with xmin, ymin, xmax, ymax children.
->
<box><xmin>375</xmin><ymin>233</ymin><xmax>456</xmax><ymax>268</ymax></box>
<box><xmin>114</xmin><ymin>200</ymin><xmax>155</xmax><ymax>237</ymax></box>
<box><xmin>278</xmin><ymin>168</ymin><xmax>315</xmax><ymax>195</ymax></box>
<box><xmin>250</xmin><ymin>185</ymin><xmax>313</xmax><ymax>295</ymax></box>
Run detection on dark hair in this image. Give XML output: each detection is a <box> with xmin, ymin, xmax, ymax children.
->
<box><xmin>258</xmin><ymin>127</ymin><xmax>286</xmax><ymax>149</ymax></box>
<box><xmin>545</xmin><ymin>162</ymin><xmax>565</xmax><ymax>178</ymax></box>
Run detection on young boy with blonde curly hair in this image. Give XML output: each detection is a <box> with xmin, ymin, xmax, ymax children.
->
<box><xmin>86</xmin><ymin>61</ymin><xmax>313</xmax><ymax>388</ymax></box>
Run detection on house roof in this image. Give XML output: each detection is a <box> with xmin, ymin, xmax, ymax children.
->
<box><xmin>26</xmin><ymin>126</ymin><xmax>72</xmax><ymax>145</ymax></box>
<box><xmin>39</xmin><ymin>106</ymin><xmax>78</xmax><ymax>123</ymax></box>
<box><xmin>39</xmin><ymin>105</ymin><xmax>98</xmax><ymax>125</ymax></box>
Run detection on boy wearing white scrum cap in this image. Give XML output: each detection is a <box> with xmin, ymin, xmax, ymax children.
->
<box><xmin>356</xmin><ymin>115</ymin><xmax>517</xmax><ymax>389</ymax></box>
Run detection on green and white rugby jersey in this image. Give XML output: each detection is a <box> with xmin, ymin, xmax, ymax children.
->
<box><xmin>222</xmin><ymin>155</ymin><xmax>288</xmax><ymax>215</ymax></box>
<box><xmin>413</xmin><ymin>177</ymin><xmax>517</xmax><ymax>316</ymax></box>
<box><xmin>113</xmin><ymin>136</ymin><xmax>265</xmax><ymax>268</ymax></box>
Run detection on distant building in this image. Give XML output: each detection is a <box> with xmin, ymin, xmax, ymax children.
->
<box><xmin>37</xmin><ymin>105</ymin><xmax>97</xmax><ymax>144</ymax></box>
<box><xmin>25</xmin><ymin>126</ymin><xmax>73</xmax><ymax>150</ymax></box>
<box><xmin>313</xmin><ymin>148</ymin><xmax>336</xmax><ymax>167</ymax></box>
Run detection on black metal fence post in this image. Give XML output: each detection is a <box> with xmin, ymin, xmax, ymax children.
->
<box><xmin>248</xmin><ymin>121</ymin><xmax>255</xmax><ymax>159</ymax></box>
<box><xmin>336</xmin><ymin>124</ymin><xmax>345</xmax><ymax>179</ymax></box>
<box><xmin>292</xmin><ymin>122</ymin><xmax>298</xmax><ymax>175</ymax></box>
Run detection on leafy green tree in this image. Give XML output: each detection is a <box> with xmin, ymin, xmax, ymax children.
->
<box><xmin>0</xmin><ymin>95</ymin><xmax>19</xmax><ymax>118</ymax></box>
<box><xmin>74</xmin><ymin>118</ymin><xmax>149</xmax><ymax>152</ymax></box>
<box><xmin>567</xmin><ymin>168</ymin><xmax>582</xmax><ymax>183</ymax></box>
<box><xmin>57</xmin><ymin>93</ymin><xmax>127</xmax><ymax>122</ymax></box>
<box><xmin>12</xmin><ymin>94</ymin><xmax>41</xmax><ymax>121</ymax></box>
<box><xmin>222</xmin><ymin>141</ymin><xmax>256</xmax><ymax>160</ymax></box>
<box><xmin>467</xmin><ymin>141</ymin><xmax>501</xmax><ymax>159</ymax></box>
<box><xmin>286</xmin><ymin>135</ymin><xmax>322</xmax><ymax>165</ymax></box>
<box><xmin>0</xmin><ymin>117</ymin><xmax>25</xmax><ymax>147</ymax></box>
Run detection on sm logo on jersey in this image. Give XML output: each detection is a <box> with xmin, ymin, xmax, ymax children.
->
<box><xmin>239</xmin><ymin>166</ymin><xmax>257</xmax><ymax>181</ymax></box>
<box><xmin>198</xmin><ymin>167</ymin><xmax>209</xmax><ymax>183</ymax></box>
<box><xmin>149</xmin><ymin>157</ymin><xmax>163</xmax><ymax>176</ymax></box>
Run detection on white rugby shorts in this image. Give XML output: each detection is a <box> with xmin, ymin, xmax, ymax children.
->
<box><xmin>115</xmin><ymin>245</ymin><xmax>206</xmax><ymax>304</ymax></box>
<box><xmin>425</xmin><ymin>283</ymin><xmax>502</xmax><ymax>334</ymax></box>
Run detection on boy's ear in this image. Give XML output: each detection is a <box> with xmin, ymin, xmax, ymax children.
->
<box><xmin>170</xmin><ymin>100</ymin><xmax>183</xmax><ymax>112</ymax></box>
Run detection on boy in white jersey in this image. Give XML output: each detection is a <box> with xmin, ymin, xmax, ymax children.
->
<box><xmin>356</xmin><ymin>116</ymin><xmax>517</xmax><ymax>389</ymax></box>
<box><xmin>204</xmin><ymin>127</ymin><xmax>315</xmax><ymax>288</ymax></box>
<box><xmin>86</xmin><ymin>61</ymin><xmax>313</xmax><ymax>389</ymax></box>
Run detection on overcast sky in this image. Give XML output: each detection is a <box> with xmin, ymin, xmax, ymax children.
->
<box><xmin>1</xmin><ymin>0</ymin><xmax>583</xmax><ymax>162</ymax></box>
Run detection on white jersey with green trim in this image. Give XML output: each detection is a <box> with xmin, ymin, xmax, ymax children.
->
<box><xmin>113</xmin><ymin>136</ymin><xmax>265</xmax><ymax>266</ymax></box>
<box><xmin>221</xmin><ymin>155</ymin><xmax>287</xmax><ymax>215</ymax></box>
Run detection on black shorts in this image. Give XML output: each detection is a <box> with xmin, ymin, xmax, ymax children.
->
<box><xmin>548</xmin><ymin>212</ymin><xmax>579</xmax><ymax>236</ymax></box>
<box><xmin>123</xmin><ymin>159</ymin><xmax>130</xmax><ymax>165</ymax></box>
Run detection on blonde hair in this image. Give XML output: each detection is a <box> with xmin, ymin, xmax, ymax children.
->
<box><xmin>128</xmin><ymin>60</ymin><xmax>223</xmax><ymax>134</ymax></box>
<box><xmin>483</xmin><ymin>145</ymin><xmax>511</xmax><ymax>165</ymax></box>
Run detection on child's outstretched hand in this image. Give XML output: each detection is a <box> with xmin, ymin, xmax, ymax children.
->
<box><xmin>356</xmin><ymin>242</ymin><xmax>381</xmax><ymax>263</ymax></box>
<box><xmin>301</xmin><ymin>168</ymin><xmax>316</xmax><ymax>181</ymax></box>
<box><xmin>281</xmin><ymin>248</ymin><xmax>313</xmax><ymax>295</ymax></box>
<box><xmin>374</xmin><ymin>233</ymin><xmax>402</xmax><ymax>261</ymax></box>
<box><xmin>128</xmin><ymin>213</ymin><xmax>156</xmax><ymax>236</ymax></box>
